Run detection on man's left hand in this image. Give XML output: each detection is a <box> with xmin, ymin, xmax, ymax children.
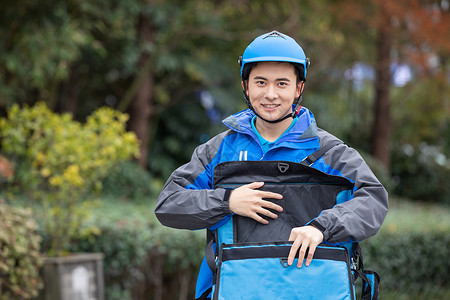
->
<box><xmin>287</xmin><ymin>225</ymin><xmax>324</xmax><ymax>268</ymax></box>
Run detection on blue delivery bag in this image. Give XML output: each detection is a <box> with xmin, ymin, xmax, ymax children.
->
<box><xmin>199</xmin><ymin>143</ymin><xmax>380</xmax><ymax>300</ymax></box>
<box><xmin>213</xmin><ymin>242</ymin><xmax>355</xmax><ymax>300</ymax></box>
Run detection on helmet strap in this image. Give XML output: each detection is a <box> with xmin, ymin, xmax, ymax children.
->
<box><xmin>291</xmin><ymin>93</ymin><xmax>303</xmax><ymax>117</ymax></box>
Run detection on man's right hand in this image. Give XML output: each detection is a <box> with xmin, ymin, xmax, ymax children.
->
<box><xmin>229</xmin><ymin>182</ymin><xmax>283</xmax><ymax>224</ymax></box>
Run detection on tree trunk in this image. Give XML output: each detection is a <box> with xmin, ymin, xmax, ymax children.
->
<box><xmin>371</xmin><ymin>3</ymin><xmax>392</xmax><ymax>170</ymax></box>
<box><xmin>127</xmin><ymin>14</ymin><xmax>154</xmax><ymax>169</ymax></box>
<box><xmin>58</xmin><ymin>68</ymin><xmax>80</xmax><ymax>116</ymax></box>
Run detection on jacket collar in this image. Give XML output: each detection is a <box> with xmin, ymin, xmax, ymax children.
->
<box><xmin>222</xmin><ymin>106</ymin><xmax>318</xmax><ymax>141</ymax></box>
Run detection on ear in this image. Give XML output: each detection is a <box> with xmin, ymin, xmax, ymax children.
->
<box><xmin>241</xmin><ymin>80</ymin><xmax>248</xmax><ymax>93</ymax></box>
<box><xmin>296</xmin><ymin>82</ymin><xmax>305</xmax><ymax>97</ymax></box>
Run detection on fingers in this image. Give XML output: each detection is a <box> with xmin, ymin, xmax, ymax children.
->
<box><xmin>287</xmin><ymin>239</ymin><xmax>301</xmax><ymax>266</ymax></box>
<box><xmin>297</xmin><ymin>243</ymin><xmax>309</xmax><ymax>268</ymax></box>
<box><xmin>258</xmin><ymin>190</ymin><xmax>283</xmax><ymax>200</ymax></box>
<box><xmin>229</xmin><ymin>182</ymin><xmax>265</xmax><ymax>215</ymax></box>
<box><xmin>296</xmin><ymin>242</ymin><xmax>317</xmax><ymax>267</ymax></box>
<box><xmin>255</xmin><ymin>204</ymin><xmax>279</xmax><ymax>220</ymax></box>
<box><xmin>246</xmin><ymin>184</ymin><xmax>283</xmax><ymax>200</ymax></box>
<box><xmin>252</xmin><ymin>183</ymin><xmax>283</xmax><ymax>213</ymax></box>
<box><xmin>251</xmin><ymin>212</ymin><xmax>270</xmax><ymax>225</ymax></box>
<box><xmin>230</xmin><ymin>182</ymin><xmax>283</xmax><ymax>224</ymax></box>
<box><xmin>305</xmin><ymin>243</ymin><xmax>317</xmax><ymax>267</ymax></box>
<box><xmin>287</xmin><ymin>240</ymin><xmax>310</xmax><ymax>268</ymax></box>
<box><xmin>245</xmin><ymin>182</ymin><xmax>283</xmax><ymax>200</ymax></box>
<box><xmin>259</xmin><ymin>199</ymin><xmax>283</xmax><ymax>213</ymax></box>
<box><xmin>251</xmin><ymin>199</ymin><xmax>283</xmax><ymax>224</ymax></box>
<box><xmin>287</xmin><ymin>226</ymin><xmax>324</xmax><ymax>268</ymax></box>
<box><xmin>248</xmin><ymin>202</ymin><xmax>280</xmax><ymax>224</ymax></box>
<box><xmin>245</xmin><ymin>181</ymin><xmax>265</xmax><ymax>189</ymax></box>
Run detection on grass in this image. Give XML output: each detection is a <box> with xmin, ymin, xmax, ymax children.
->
<box><xmin>379</xmin><ymin>196</ymin><xmax>450</xmax><ymax>234</ymax></box>
<box><xmin>89</xmin><ymin>196</ymin><xmax>159</xmax><ymax>225</ymax></box>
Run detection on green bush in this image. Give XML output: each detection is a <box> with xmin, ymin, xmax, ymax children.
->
<box><xmin>361</xmin><ymin>199</ymin><xmax>450</xmax><ymax>296</ymax></box>
<box><xmin>0</xmin><ymin>200</ymin><xmax>43</xmax><ymax>300</ymax></box>
<box><xmin>363</xmin><ymin>231</ymin><xmax>449</xmax><ymax>293</ymax></box>
<box><xmin>391</xmin><ymin>144</ymin><xmax>450</xmax><ymax>205</ymax></box>
<box><xmin>69</xmin><ymin>217</ymin><xmax>152</xmax><ymax>300</ymax></box>
<box><xmin>0</xmin><ymin>102</ymin><xmax>140</xmax><ymax>255</ymax></box>
<box><xmin>101</xmin><ymin>160</ymin><xmax>159</xmax><ymax>201</ymax></box>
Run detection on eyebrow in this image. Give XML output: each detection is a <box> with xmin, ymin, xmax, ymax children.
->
<box><xmin>252</xmin><ymin>76</ymin><xmax>291</xmax><ymax>82</ymax></box>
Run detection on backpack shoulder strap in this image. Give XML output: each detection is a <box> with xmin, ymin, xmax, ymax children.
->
<box><xmin>205</xmin><ymin>229</ymin><xmax>217</xmax><ymax>274</ymax></box>
<box><xmin>301</xmin><ymin>139</ymin><xmax>344</xmax><ymax>166</ymax></box>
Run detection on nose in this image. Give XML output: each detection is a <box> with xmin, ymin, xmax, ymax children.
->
<box><xmin>265</xmin><ymin>84</ymin><xmax>278</xmax><ymax>100</ymax></box>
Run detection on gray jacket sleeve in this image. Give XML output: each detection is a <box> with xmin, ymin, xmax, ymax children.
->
<box><xmin>154</xmin><ymin>131</ymin><xmax>233</xmax><ymax>230</ymax></box>
<box><xmin>310</xmin><ymin>129</ymin><xmax>389</xmax><ymax>243</ymax></box>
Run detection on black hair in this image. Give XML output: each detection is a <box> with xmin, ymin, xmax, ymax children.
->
<box><xmin>241</xmin><ymin>62</ymin><xmax>305</xmax><ymax>83</ymax></box>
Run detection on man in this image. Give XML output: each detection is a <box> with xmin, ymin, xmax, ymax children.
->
<box><xmin>155</xmin><ymin>30</ymin><xmax>388</xmax><ymax>299</ymax></box>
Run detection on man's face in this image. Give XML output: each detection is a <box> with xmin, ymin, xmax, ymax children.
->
<box><xmin>245</xmin><ymin>62</ymin><xmax>302</xmax><ymax>123</ymax></box>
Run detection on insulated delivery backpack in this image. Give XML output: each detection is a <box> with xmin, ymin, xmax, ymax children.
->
<box><xmin>201</xmin><ymin>142</ymin><xmax>380</xmax><ymax>300</ymax></box>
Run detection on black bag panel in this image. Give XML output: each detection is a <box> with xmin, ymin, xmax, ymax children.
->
<box><xmin>232</xmin><ymin>184</ymin><xmax>351</xmax><ymax>243</ymax></box>
<box><xmin>213</xmin><ymin>160</ymin><xmax>354</xmax><ymax>187</ymax></box>
<box><xmin>213</xmin><ymin>161</ymin><xmax>354</xmax><ymax>244</ymax></box>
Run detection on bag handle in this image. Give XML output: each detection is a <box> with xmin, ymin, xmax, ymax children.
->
<box><xmin>205</xmin><ymin>239</ymin><xmax>217</xmax><ymax>274</ymax></box>
<box><xmin>301</xmin><ymin>139</ymin><xmax>343</xmax><ymax>166</ymax></box>
<box><xmin>353</xmin><ymin>269</ymin><xmax>380</xmax><ymax>300</ymax></box>
<box><xmin>353</xmin><ymin>243</ymin><xmax>381</xmax><ymax>300</ymax></box>
<box><xmin>205</xmin><ymin>229</ymin><xmax>217</xmax><ymax>275</ymax></box>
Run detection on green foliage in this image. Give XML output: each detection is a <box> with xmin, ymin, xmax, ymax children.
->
<box><xmin>362</xmin><ymin>199</ymin><xmax>450</xmax><ymax>294</ymax></box>
<box><xmin>388</xmin><ymin>77</ymin><xmax>450</xmax><ymax>204</ymax></box>
<box><xmin>149</xmin><ymin>100</ymin><xmax>225</xmax><ymax>180</ymax></box>
<box><xmin>0</xmin><ymin>0</ymin><xmax>448</xmax><ymax>199</ymax></box>
<box><xmin>0</xmin><ymin>103</ymin><xmax>139</xmax><ymax>255</ymax></box>
<box><xmin>0</xmin><ymin>200</ymin><xmax>43</xmax><ymax>300</ymax></box>
<box><xmin>0</xmin><ymin>0</ymin><xmax>141</xmax><ymax>106</ymax></box>
<box><xmin>101</xmin><ymin>160</ymin><xmax>159</xmax><ymax>201</ymax></box>
<box><xmin>71</xmin><ymin>217</ymin><xmax>152</xmax><ymax>300</ymax></box>
<box><xmin>391</xmin><ymin>78</ymin><xmax>449</xmax><ymax>149</ymax></box>
<box><xmin>363</xmin><ymin>231</ymin><xmax>449</xmax><ymax>293</ymax></box>
<box><xmin>382</xmin><ymin>198</ymin><xmax>450</xmax><ymax>234</ymax></box>
<box><xmin>391</xmin><ymin>144</ymin><xmax>450</xmax><ymax>204</ymax></box>
<box><xmin>305</xmin><ymin>82</ymin><xmax>374</xmax><ymax>153</ymax></box>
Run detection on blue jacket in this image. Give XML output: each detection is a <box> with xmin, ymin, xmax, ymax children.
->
<box><xmin>155</xmin><ymin>107</ymin><xmax>388</xmax><ymax>298</ymax></box>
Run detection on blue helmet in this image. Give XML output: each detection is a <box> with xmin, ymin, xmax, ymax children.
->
<box><xmin>239</xmin><ymin>30</ymin><xmax>309</xmax><ymax>81</ymax></box>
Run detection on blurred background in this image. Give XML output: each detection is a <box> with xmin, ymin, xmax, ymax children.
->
<box><xmin>0</xmin><ymin>0</ymin><xmax>449</xmax><ymax>299</ymax></box>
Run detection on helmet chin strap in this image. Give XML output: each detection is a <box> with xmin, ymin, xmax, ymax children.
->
<box><xmin>242</xmin><ymin>81</ymin><xmax>304</xmax><ymax>124</ymax></box>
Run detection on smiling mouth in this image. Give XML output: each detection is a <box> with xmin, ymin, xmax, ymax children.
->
<box><xmin>262</xmin><ymin>104</ymin><xmax>279</xmax><ymax>108</ymax></box>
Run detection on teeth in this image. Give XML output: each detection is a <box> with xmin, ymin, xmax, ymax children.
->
<box><xmin>263</xmin><ymin>104</ymin><xmax>278</xmax><ymax>108</ymax></box>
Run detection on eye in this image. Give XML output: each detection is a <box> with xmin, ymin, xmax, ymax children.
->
<box><xmin>278</xmin><ymin>81</ymin><xmax>289</xmax><ymax>86</ymax></box>
<box><xmin>255</xmin><ymin>80</ymin><xmax>266</xmax><ymax>85</ymax></box>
